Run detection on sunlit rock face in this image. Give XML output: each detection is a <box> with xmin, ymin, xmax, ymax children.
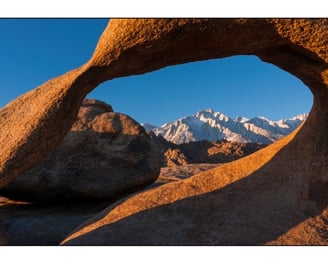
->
<box><xmin>1</xmin><ymin>19</ymin><xmax>328</xmax><ymax>245</ymax></box>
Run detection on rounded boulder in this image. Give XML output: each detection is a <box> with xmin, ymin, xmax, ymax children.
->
<box><xmin>0</xmin><ymin>99</ymin><xmax>161</xmax><ymax>201</ymax></box>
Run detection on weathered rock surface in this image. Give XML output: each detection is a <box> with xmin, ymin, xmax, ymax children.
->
<box><xmin>62</xmin><ymin>129</ymin><xmax>328</xmax><ymax>245</ymax></box>
<box><xmin>186</xmin><ymin>140</ymin><xmax>265</xmax><ymax>163</ymax></box>
<box><xmin>58</xmin><ymin>19</ymin><xmax>328</xmax><ymax>245</ymax></box>
<box><xmin>0</xmin><ymin>215</ymin><xmax>7</xmax><ymax>245</ymax></box>
<box><xmin>156</xmin><ymin>163</ymin><xmax>220</xmax><ymax>186</ymax></box>
<box><xmin>0</xmin><ymin>19</ymin><xmax>328</xmax><ymax>245</ymax></box>
<box><xmin>0</xmin><ymin>162</ymin><xmax>218</xmax><ymax>246</ymax></box>
<box><xmin>0</xmin><ymin>99</ymin><xmax>160</xmax><ymax>201</ymax></box>
<box><xmin>149</xmin><ymin>133</ymin><xmax>189</xmax><ymax>166</ymax></box>
<box><xmin>150</xmin><ymin>133</ymin><xmax>266</xmax><ymax>166</ymax></box>
<box><xmin>163</xmin><ymin>148</ymin><xmax>188</xmax><ymax>166</ymax></box>
<box><xmin>0</xmin><ymin>66</ymin><xmax>100</xmax><ymax>188</ymax></box>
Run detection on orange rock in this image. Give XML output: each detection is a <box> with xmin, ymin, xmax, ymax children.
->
<box><xmin>164</xmin><ymin>148</ymin><xmax>188</xmax><ymax>166</ymax></box>
<box><xmin>61</xmin><ymin>19</ymin><xmax>328</xmax><ymax>245</ymax></box>
<box><xmin>0</xmin><ymin>19</ymin><xmax>328</xmax><ymax>245</ymax></box>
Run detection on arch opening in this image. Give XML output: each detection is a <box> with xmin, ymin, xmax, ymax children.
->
<box><xmin>88</xmin><ymin>54</ymin><xmax>313</xmax><ymax>171</ymax></box>
<box><xmin>1</xmin><ymin>18</ymin><xmax>328</xmax><ymax>245</ymax></box>
<box><xmin>86</xmin><ymin>18</ymin><xmax>328</xmax><ymax>213</ymax></box>
<box><xmin>88</xmin><ymin>55</ymin><xmax>313</xmax><ymax>142</ymax></box>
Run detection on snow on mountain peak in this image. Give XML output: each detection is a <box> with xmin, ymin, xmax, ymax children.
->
<box><xmin>289</xmin><ymin>113</ymin><xmax>309</xmax><ymax>121</ymax></box>
<box><xmin>195</xmin><ymin>108</ymin><xmax>230</xmax><ymax>123</ymax></box>
<box><xmin>234</xmin><ymin>116</ymin><xmax>249</xmax><ymax>123</ymax></box>
<box><xmin>203</xmin><ymin>108</ymin><xmax>215</xmax><ymax>113</ymax></box>
<box><xmin>143</xmin><ymin>109</ymin><xmax>308</xmax><ymax>145</ymax></box>
<box><xmin>257</xmin><ymin>116</ymin><xmax>270</xmax><ymax>121</ymax></box>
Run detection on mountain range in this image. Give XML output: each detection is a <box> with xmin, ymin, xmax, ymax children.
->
<box><xmin>142</xmin><ymin>109</ymin><xmax>308</xmax><ymax>144</ymax></box>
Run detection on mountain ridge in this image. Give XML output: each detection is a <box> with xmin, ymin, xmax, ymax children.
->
<box><xmin>142</xmin><ymin>109</ymin><xmax>308</xmax><ymax>144</ymax></box>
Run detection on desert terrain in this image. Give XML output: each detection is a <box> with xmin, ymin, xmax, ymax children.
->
<box><xmin>1</xmin><ymin>18</ymin><xmax>328</xmax><ymax>245</ymax></box>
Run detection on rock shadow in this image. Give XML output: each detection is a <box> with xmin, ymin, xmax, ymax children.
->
<box><xmin>63</xmin><ymin>138</ymin><xmax>327</xmax><ymax>245</ymax></box>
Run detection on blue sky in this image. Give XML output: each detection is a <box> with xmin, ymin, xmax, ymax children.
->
<box><xmin>0</xmin><ymin>18</ymin><xmax>313</xmax><ymax>127</ymax></box>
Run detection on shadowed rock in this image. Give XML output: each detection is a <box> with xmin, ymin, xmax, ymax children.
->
<box><xmin>0</xmin><ymin>19</ymin><xmax>328</xmax><ymax>245</ymax></box>
<box><xmin>0</xmin><ymin>199</ymin><xmax>111</xmax><ymax>245</ymax></box>
<box><xmin>0</xmin><ymin>216</ymin><xmax>7</xmax><ymax>245</ymax></box>
<box><xmin>0</xmin><ymin>66</ymin><xmax>104</xmax><ymax>188</ymax></box>
<box><xmin>61</xmin><ymin>128</ymin><xmax>328</xmax><ymax>245</ymax></box>
<box><xmin>58</xmin><ymin>19</ymin><xmax>328</xmax><ymax>245</ymax></box>
<box><xmin>0</xmin><ymin>99</ymin><xmax>160</xmax><ymax>201</ymax></box>
<box><xmin>150</xmin><ymin>133</ymin><xmax>266</xmax><ymax>166</ymax></box>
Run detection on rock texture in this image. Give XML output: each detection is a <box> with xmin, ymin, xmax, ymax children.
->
<box><xmin>150</xmin><ymin>133</ymin><xmax>265</xmax><ymax>166</ymax></box>
<box><xmin>0</xmin><ymin>99</ymin><xmax>160</xmax><ymax>201</ymax></box>
<box><xmin>0</xmin><ymin>67</ymin><xmax>98</xmax><ymax>188</ymax></box>
<box><xmin>176</xmin><ymin>140</ymin><xmax>265</xmax><ymax>165</ymax></box>
<box><xmin>0</xmin><ymin>19</ymin><xmax>328</xmax><ymax>245</ymax></box>
<box><xmin>62</xmin><ymin>128</ymin><xmax>328</xmax><ymax>245</ymax></box>
<box><xmin>59</xmin><ymin>19</ymin><xmax>328</xmax><ymax>245</ymax></box>
<box><xmin>156</xmin><ymin>163</ymin><xmax>220</xmax><ymax>186</ymax></box>
<box><xmin>0</xmin><ymin>215</ymin><xmax>7</xmax><ymax>245</ymax></box>
<box><xmin>163</xmin><ymin>148</ymin><xmax>188</xmax><ymax>166</ymax></box>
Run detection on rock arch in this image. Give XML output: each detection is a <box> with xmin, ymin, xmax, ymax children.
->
<box><xmin>1</xmin><ymin>19</ymin><xmax>328</xmax><ymax>244</ymax></box>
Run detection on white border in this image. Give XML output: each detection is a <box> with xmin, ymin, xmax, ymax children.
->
<box><xmin>0</xmin><ymin>1</ymin><xmax>326</xmax><ymax>262</ymax></box>
<box><xmin>0</xmin><ymin>246</ymin><xmax>326</xmax><ymax>264</ymax></box>
<box><xmin>0</xmin><ymin>0</ymin><xmax>326</xmax><ymax>17</ymax></box>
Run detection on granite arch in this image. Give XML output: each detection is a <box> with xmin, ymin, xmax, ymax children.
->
<box><xmin>1</xmin><ymin>19</ymin><xmax>328</xmax><ymax>244</ymax></box>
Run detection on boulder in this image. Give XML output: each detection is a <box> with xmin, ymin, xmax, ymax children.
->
<box><xmin>0</xmin><ymin>66</ymin><xmax>103</xmax><ymax>188</ymax></box>
<box><xmin>163</xmin><ymin>149</ymin><xmax>188</xmax><ymax>167</ymax></box>
<box><xmin>0</xmin><ymin>99</ymin><xmax>160</xmax><ymax>201</ymax></box>
<box><xmin>58</xmin><ymin>19</ymin><xmax>328</xmax><ymax>245</ymax></box>
<box><xmin>0</xmin><ymin>19</ymin><xmax>328</xmax><ymax>245</ymax></box>
<box><xmin>62</xmin><ymin>129</ymin><xmax>328</xmax><ymax>245</ymax></box>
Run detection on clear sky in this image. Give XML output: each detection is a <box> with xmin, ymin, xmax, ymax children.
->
<box><xmin>0</xmin><ymin>18</ymin><xmax>313</xmax><ymax>127</ymax></box>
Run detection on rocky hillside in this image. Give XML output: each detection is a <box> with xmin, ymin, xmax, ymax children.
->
<box><xmin>149</xmin><ymin>132</ymin><xmax>266</xmax><ymax>167</ymax></box>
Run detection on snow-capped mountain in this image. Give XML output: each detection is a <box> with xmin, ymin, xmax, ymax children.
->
<box><xmin>143</xmin><ymin>109</ymin><xmax>308</xmax><ymax>144</ymax></box>
<box><xmin>140</xmin><ymin>123</ymin><xmax>157</xmax><ymax>132</ymax></box>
